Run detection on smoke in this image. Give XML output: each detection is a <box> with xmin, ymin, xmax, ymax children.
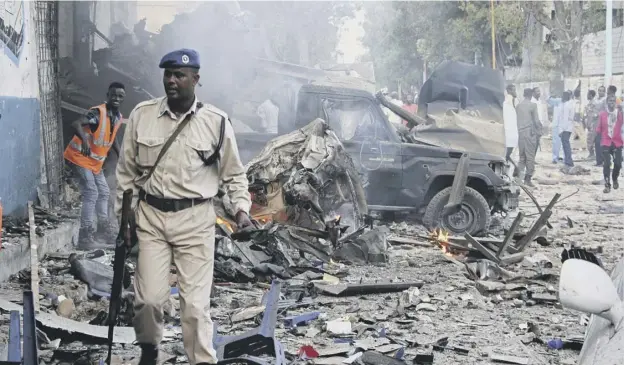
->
<box><xmin>112</xmin><ymin>1</ymin><xmax>351</xmax><ymax>132</ymax></box>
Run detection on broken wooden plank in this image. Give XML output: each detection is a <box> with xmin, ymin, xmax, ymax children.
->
<box><xmin>448</xmin><ymin>236</ymin><xmax>504</xmax><ymax>245</ymax></box>
<box><xmin>387</xmin><ymin>235</ymin><xmax>431</xmax><ymax>248</ymax></box>
<box><xmin>497</xmin><ymin>212</ymin><xmax>524</xmax><ymax>258</ymax></box>
<box><xmin>230</xmin><ymin>305</ymin><xmax>265</xmax><ymax>323</ymax></box>
<box><xmin>463</xmin><ymin>233</ymin><xmax>500</xmax><ymax>263</ymax></box>
<box><xmin>28</xmin><ymin>202</ymin><xmax>39</xmax><ymax>313</ymax></box>
<box><xmin>314</xmin><ymin>281</ymin><xmax>423</xmax><ymax>296</ymax></box>
<box><xmin>499</xmin><ymin>252</ymin><xmax>527</xmax><ymax>266</ymax></box>
<box><xmin>515</xmin><ymin>193</ymin><xmax>560</xmax><ymax>252</ymax></box>
<box><xmin>490</xmin><ymin>353</ymin><xmax>530</xmax><ymax>364</ymax></box>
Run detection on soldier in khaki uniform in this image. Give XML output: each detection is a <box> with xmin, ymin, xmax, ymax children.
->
<box><xmin>115</xmin><ymin>49</ymin><xmax>252</xmax><ymax>365</ymax></box>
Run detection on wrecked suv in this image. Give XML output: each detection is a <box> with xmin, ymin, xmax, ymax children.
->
<box><xmin>238</xmin><ymin>61</ymin><xmax>519</xmax><ymax>236</ymax></box>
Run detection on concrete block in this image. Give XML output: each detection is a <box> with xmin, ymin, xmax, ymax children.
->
<box><xmin>0</xmin><ymin>220</ymin><xmax>79</xmax><ymax>282</ymax></box>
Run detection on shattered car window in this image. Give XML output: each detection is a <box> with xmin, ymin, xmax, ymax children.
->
<box><xmin>322</xmin><ymin>98</ymin><xmax>389</xmax><ymax>142</ymax></box>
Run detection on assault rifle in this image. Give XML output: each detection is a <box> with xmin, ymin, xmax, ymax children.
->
<box><xmin>105</xmin><ymin>189</ymin><xmax>134</xmax><ymax>365</ymax></box>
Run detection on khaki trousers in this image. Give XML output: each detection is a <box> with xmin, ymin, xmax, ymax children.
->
<box><xmin>133</xmin><ymin>199</ymin><xmax>217</xmax><ymax>365</ymax></box>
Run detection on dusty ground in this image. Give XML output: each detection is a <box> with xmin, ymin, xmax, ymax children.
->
<box><xmin>0</xmin><ymin>136</ymin><xmax>620</xmax><ymax>365</ymax></box>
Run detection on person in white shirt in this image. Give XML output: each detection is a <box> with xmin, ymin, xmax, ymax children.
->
<box><xmin>558</xmin><ymin>91</ymin><xmax>575</xmax><ymax>167</ymax></box>
<box><xmin>503</xmin><ymin>84</ymin><xmax>518</xmax><ymax>162</ymax></box>
<box><xmin>531</xmin><ymin>87</ymin><xmax>548</xmax><ymax>130</ymax></box>
<box><xmin>256</xmin><ymin>97</ymin><xmax>279</xmax><ymax>134</ymax></box>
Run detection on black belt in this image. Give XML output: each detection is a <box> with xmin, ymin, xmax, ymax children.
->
<box><xmin>139</xmin><ymin>189</ymin><xmax>208</xmax><ymax>213</ymax></box>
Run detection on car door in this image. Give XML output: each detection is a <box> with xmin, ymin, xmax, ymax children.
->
<box><xmin>321</xmin><ymin>96</ymin><xmax>402</xmax><ymax>207</ymax></box>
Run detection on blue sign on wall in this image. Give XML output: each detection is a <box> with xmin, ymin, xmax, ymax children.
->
<box><xmin>0</xmin><ymin>1</ymin><xmax>25</xmax><ymax>64</ymax></box>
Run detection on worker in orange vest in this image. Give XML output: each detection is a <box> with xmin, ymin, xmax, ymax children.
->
<box><xmin>64</xmin><ymin>82</ymin><xmax>126</xmax><ymax>250</ymax></box>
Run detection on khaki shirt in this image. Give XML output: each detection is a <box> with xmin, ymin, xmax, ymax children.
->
<box><xmin>115</xmin><ymin>96</ymin><xmax>251</xmax><ymax>220</ymax></box>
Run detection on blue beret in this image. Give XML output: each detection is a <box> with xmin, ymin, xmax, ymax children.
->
<box><xmin>159</xmin><ymin>49</ymin><xmax>200</xmax><ymax>69</ymax></box>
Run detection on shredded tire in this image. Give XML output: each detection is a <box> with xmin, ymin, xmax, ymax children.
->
<box><xmin>422</xmin><ymin>186</ymin><xmax>491</xmax><ymax>236</ymax></box>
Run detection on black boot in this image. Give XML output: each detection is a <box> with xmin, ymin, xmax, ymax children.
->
<box><xmin>604</xmin><ymin>182</ymin><xmax>611</xmax><ymax>194</ymax></box>
<box><xmin>614</xmin><ymin>180</ymin><xmax>620</xmax><ymax>190</ymax></box>
<box><xmin>138</xmin><ymin>344</ymin><xmax>158</xmax><ymax>365</ymax></box>
<box><xmin>77</xmin><ymin>227</ymin><xmax>110</xmax><ymax>251</ymax></box>
<box><xmin>524</xmin><ymin>175</ymin><xmax>536</xmax><ymax>188</ymax></box>
<box><xmin>94</xmin><ymin>219</ymin><xmax>117</xmax><ymax>243</ymax></box>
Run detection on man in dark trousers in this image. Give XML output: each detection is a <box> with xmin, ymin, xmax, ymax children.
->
<box><xmin>596</xmin><ymin>94</ymin><xmax>624</xmax><ymax>193</ymax></box>
<box><xmin>64</xmin><ymin>82</ymin><xmax>126</xmax><ymax>249</ymax></box>
<box><xmin>515</xmin><ymin>88</ymin><xmax>541</xmax><ymax>187</ymax></box>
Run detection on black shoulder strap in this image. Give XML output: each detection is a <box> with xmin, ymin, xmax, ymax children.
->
<box><xmin>144</xmin><ymin>102</ymin><xmax>203</xmax><ymax>182</ymax></box>
<box><xmin>197</xmin><ymin>115</ymin><xmax>227</xmax><ymax>166</ymax></box>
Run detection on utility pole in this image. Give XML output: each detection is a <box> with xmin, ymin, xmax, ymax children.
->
<box><xmin>490</xmin><ymin>0</ymin><xmax>496</xmax><ymax>69</ymax></box>
<box><xmin>606</xmin><ymin>0</ymin><xmax>613</xmax><ymax>85</ymax></box>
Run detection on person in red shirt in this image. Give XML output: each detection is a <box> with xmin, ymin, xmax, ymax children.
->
<box><xmin>596</xmin><ymin>94</ymin><xmax>624</xmax><ymax>193</ymax></box>
<box><xmin>402</xmin><ymin>93</ymin><xmax>418</xmax><ymax>126</ymax></box>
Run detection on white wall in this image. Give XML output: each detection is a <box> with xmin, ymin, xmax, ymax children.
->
<box><xmin>0</xmin><ymin>0</ymin><xmax>39</xmax><ymax>98</ymax></box>
<box><xmin>583</xmin><ymin>26</ymin><xmax>624</xmax><ymax>76</ymax></box>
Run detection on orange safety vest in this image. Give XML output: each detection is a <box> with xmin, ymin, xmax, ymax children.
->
<box><xmin>63</xmin><ymin>104</ymin><xmax>122</xmax><ymax>174</ymax></box>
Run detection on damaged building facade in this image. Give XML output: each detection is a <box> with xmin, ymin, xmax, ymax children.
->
<box><xmin>0</xmin><ymin>1</ymin><xmax>63</xmax><ymax>216</ymax></box>
<box><xmin>0</xmin><ymin>0</ymin><xmax>140</xmax><ymax>216</ymax></box>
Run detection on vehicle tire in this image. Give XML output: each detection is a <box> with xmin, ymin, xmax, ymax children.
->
<box><xmin>422</xmin><ymin>186</ymin><xmax>491</xmax><ymax>236</ymax></box>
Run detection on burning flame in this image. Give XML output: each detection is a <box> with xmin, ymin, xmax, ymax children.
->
<box><xmin>429</xmin><ymin>228</ymin><xmax>455</xmax><ymax>257</ymax></box>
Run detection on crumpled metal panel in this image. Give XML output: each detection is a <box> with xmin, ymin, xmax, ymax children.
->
<box><xmin>246</xmin><ymin>119</ymin><xmax>338</xmax><ymax>182</ymax></box>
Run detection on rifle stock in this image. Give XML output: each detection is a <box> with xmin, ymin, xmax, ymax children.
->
<box><xmin>106</xmin><ymin>189</ymin><xmax>133</xmax><ymax>365</ymax></box>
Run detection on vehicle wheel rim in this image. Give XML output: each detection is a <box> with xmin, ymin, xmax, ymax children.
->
<box><xmin>443</xmin><ymin>203</ymin><xmax>477</xmax><ymax>233</ymax></box>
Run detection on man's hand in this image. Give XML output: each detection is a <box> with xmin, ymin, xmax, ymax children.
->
<box><xmin>235</xmin><ymin>211</ymin><xmax>253</xmax><ymax>230</ymax></box>
<box><xmin>81</xmin><ymin>137</ymin><xmax>91</xmax><ymax>156</ymax></box>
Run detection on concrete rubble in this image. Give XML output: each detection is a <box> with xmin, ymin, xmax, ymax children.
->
<box><xmin>0</xmin><ymin>131</ymin><xmax>619</xmax><ymax>365</ymax></box>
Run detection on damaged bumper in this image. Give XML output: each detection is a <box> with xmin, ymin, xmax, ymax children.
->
<box><xmin>495</xmin><ymin>181</ymin><xmax>520</xmax><ymax>212</ymax></box>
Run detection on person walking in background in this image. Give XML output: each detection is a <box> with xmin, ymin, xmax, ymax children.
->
<box><xmin>532</xmin><ymin>87</ymin><xmax>548</xmax><ymax>131</ymax></box>
<box><xmin>503</xmin><ymin>84</ymin><xmax>518</xmax><ymax>162</ymax></box>
<box><xmin>572</xmin><ymin>88</ymin><xmax>587</xmax><ymax>152</ymax></box>
<box><xmin>401</xmin><ymin>93</ymin><xmax>418</xmax><ymax>126</ymax></box>
<box><xmin>256</xmin><ymin>94</ymin><xmax>279</xmax><ymax>134</ymax></box>
<box><xmin>515</xmin><ymin>88</ymin><xmax>541</xmax><ymax>187</ymax></box>
<box><xmin>64</xmin><ymin>82</ymin><xmax>126</xmax><ymax>250</ymax></box>
<box><xmin>584</xmin><ymin>89</ymin><xmax>601</xmax><ymax>165</ymax></box>
<box><xmin>596</xmin><ymin>94</ymin><xmax>624</xmax><ymax>193</ymax></box>
<box><xmin>558</xmin><ymin>91</ymin><xmax>576</xmax><ymax>170</ymax></box>
<box><xmin>548</xmin><ymin>94</ymin><xmax>563</xmax><ymax>163</ymax></box>
<box><xmin>600</xmin><ymin>85</ymin><xmax>618</xmax><ymax>112</ymax></box>
<box><xmin>597</xmin><ymin>86</ymin><xmax>607</xmax><ymax>108</ymax></box>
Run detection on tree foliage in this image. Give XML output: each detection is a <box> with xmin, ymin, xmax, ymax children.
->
<box><xmin>363</xmin><ymin>1</ymin><xmax>607</xmax><ymax>86</ymax></box>
<box><xmin>523</xmin><ymin>1</ymin><xmax>585</xmax><ymax>77</ymax></box>
<box><xmin>362</xmin><ymin>1</ymin><xmax>524</xmax><ymax>88</ymax></box>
